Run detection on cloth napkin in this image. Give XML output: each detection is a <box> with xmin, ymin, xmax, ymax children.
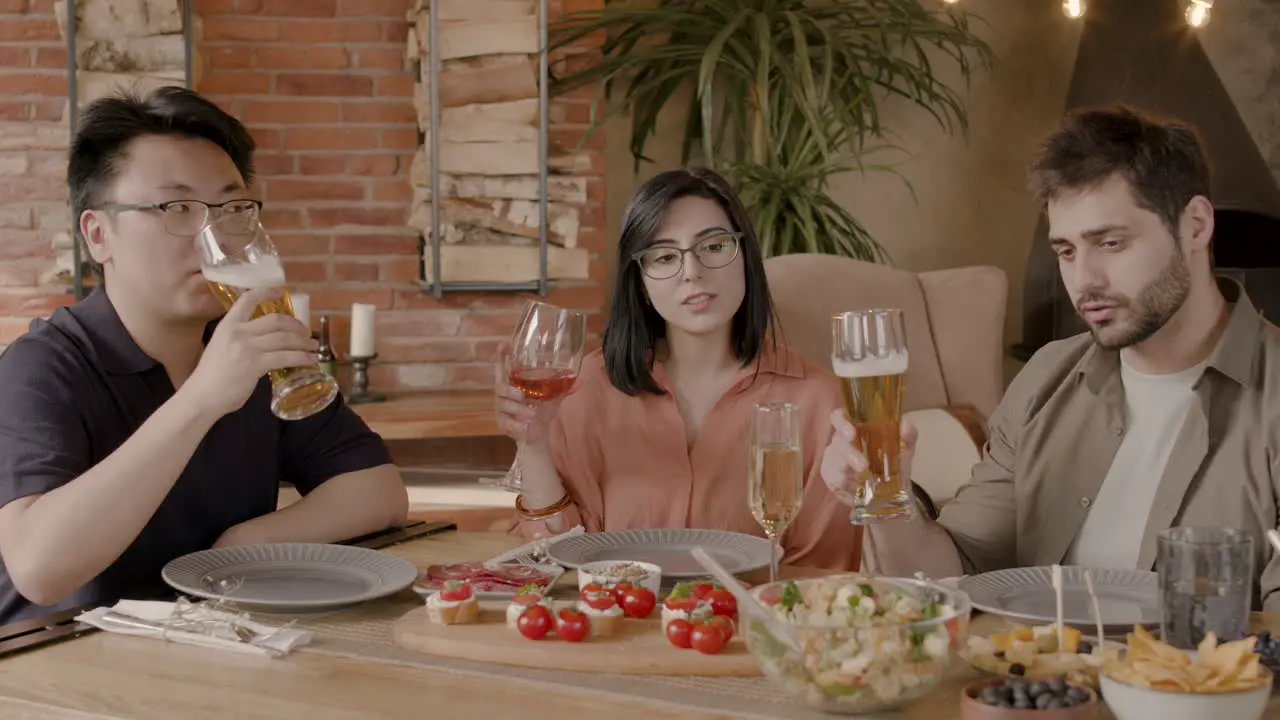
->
<box><xmin>76</xmin><ymin>599</ymin><xmax>314</xmax><ymax>658</ymax></box>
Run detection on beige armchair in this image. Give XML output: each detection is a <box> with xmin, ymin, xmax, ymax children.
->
<box><xmin>764</xmin><ymin>254</ymin><xmax>1008</xmax><ymax>507</ymax></box>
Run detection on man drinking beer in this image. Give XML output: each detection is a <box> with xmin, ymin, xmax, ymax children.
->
<box><xmin>0</xmin><ymin>87</ymin><xmax>408</xmax><ymax>624</ymax></box>
<box><xmin>820</xmin><ymin>106</ymin><xmax>1280</xmax><ymax>610</ymax></box>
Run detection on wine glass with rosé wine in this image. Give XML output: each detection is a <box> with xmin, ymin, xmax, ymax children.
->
<box><xmin>484</xmin><ymin>301</ymin><xmax>588</xmax><ymax>493</ymax></box>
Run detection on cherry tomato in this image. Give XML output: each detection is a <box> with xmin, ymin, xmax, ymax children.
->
<box><xmin>579</xmin><ymin>582</ymin><xmax>609</xmax><ymax>601</ymax></box>
<box><xmin>665</xmin><ymin>618</ymin><xmax>693</xmax><ymax>649</ymax></box>
<box><xmin>690</xmin><ymin>582</ymin><xmax>716</xmax><ymax>600</ymax></box>
<box><xmin>512</xmin><ymin>590</ymin><xmax>543</xmax><ymax>607</ymax></box>
<box><xmin>439</xmin><ymin>580</ymin><xmax>472</xmax><ymax>602</ymax></box>
<box><xmin>620</xmin><ymin>586</ymin><xmax>656</xmax><ymax>619</ymax></box>
<box><xmin>704</xmin><ymin>588</ymin><xmax>737</xmax><ymax>619</ymax></box>
<box><xmin>945</xmin><ymin>616</ymin><xmax>961</xmax><ymax>650</ymax></box>
<box><xmin>582</xmin><ymin>591</ymin><xmax>617</xmax><ymax>612</ymax></box>
<box><xmin>516</xmin><ymin>605</ymin><xmax>552</xmax><ymax>640</ymax></box>
<box><xmin>691</xmin><ymin>623</ymin><xmax>727</xmax><ymax>655</ymax></box>
<box><xmin>758</xmin><ymin>585</ymin><xmax>782</xmax><ymax>606</ymax></box>
<box><xmin>611</xmin><ymin>581</ymin><xmax>635</xmax><ymax>604</ymax></box>
<box><xmin>555</xmin><ymin>608</ymin><xmax>591</xmax><ymax>642</ymax></box>
<box><xmin>663</xmin><ymin>595</ymin><xmax>698</xmax><ymax>613</ymax></box>
<box><xmin>706</xmin><ymin>614</ymin><xmax>735</xmax><ymax>643</ymax></box>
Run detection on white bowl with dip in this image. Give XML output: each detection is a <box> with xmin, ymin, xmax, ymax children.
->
<box><xmin>576</xmin><ymin>560</ymin><xmax>662</xmax><ymax>596</ymax></box>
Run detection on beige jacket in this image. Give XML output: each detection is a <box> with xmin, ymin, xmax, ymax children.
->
<box><xmin>938</xmin><ymin>279</ymin><xmax>1280</xmax><ymax>609</ymax></box>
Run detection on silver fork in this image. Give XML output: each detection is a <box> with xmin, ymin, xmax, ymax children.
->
<box><xmin>100</xmin><ymin>611</ymin><xmax>283</xmax><ymax>657</ymax></box>
<box><xmin>229</xmin><ymin>623</ymin><xmax>286</xmax><ymax>658</ymax></box>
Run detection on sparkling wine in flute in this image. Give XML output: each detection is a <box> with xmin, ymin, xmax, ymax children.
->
<box><xmin>835</xmin><ymin>351</ymin><xmax>911</xmax><ymax>523</ymax></box>
<box><xmin>748</xmin><ymin>443</ymin><xmax>803</xmax><ymax>536</ymax></box>
<box><xmin>201</xmin><ymin>255</ymin><xmax>339</xmax><ymax>420</ymax></box>
<box><xmin>749</xmin><ymin>402</ymin><xmax>802</xmax><ymax>582</ymax></box>
<box><xmin>508</xmin><ymin>367</ymin><xmax>577</xmax><ymax>402</ymax></box>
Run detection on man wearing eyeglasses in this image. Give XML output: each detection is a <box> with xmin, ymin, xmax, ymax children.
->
<box><xmin>0</xmin><ymin>87</ymin><xmax>408</xmax><ymax>625</ymax></box>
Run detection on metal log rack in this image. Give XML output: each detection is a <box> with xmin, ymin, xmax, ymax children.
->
<box><xmin>66</xmin><ymin>0</ymin><xmax>195</xmax><ymax>302</ymax></box>
<box><xmin>417</xmin><ymin>0</ymin><xmax>551</xmax><ymax>298</ymax></box>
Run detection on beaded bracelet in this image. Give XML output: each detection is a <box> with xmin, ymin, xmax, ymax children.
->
<box><xmin>515</xmin><ymin>492</ymin><xmax>572</xmax><ymax>520</ymax></box>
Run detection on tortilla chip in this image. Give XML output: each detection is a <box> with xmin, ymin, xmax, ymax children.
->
<box><xmin>1104</xmin><ymin>625</ymin><xmax>1272</xmax><ymax>694</ymax></box>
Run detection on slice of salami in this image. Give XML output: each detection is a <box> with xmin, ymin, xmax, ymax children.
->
<box><xmin>416</xmin><ymin>576</ymin><xmax>534</xmax><ymax>594</ymax></box>
<box><xmin>486</xmin><ymin>564</ymin><xmax>553</xmax><ymax>584</ymax></box>
<box><xmin>425</xmin><ymin>561</ymin><xmax>487</xmax><ymax>581</ymax></box>
<box><xmin>418</xmin><ymin>561</ymin><xmax>555</xmax><ymax>593</ymax></box>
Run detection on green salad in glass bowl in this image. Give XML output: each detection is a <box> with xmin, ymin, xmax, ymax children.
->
<box><xmin>745</xmin><ymin>575</ymin><xmax>971</xmax><ymax>714</ymax></box>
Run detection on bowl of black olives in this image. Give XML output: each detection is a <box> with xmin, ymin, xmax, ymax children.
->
<box><xmin>1252</xmin><ymin>629</ymin><xmax>1280</xmax><ymax>672</ymax></box>
<box><xmin>960</xmin><ymin>675</ymin><xmax>1099</xmax><ymax>719</ymax></box>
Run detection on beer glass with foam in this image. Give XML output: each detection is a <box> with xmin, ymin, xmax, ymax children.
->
<box><xmin>831</xmin><ymin>309</ymin><xmax>912</xmax><ymax>523</ymax></box>
<box><xmin>197</xmin><ymin>214</ymin><xmax>340</xmax><ymax>421</ymax></box>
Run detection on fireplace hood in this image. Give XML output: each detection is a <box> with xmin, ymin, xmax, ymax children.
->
<box><xmin>1015</xmin><ymin>0</ymin><xmax>1280</xmax><ymax>360</ymax></box>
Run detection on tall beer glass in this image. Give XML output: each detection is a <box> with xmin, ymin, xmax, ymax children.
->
<box><xmin>832</xmin><ymin>309</ymin><xmax>912</xmax><ymax>523</ymax></box>
<box><xmin>197</xmin><ymin>214</ymin><xmax>339</xmax><ymax>421</ymax></box>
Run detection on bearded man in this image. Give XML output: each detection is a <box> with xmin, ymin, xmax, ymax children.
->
<box><xmin>820</xmin><ymin>105</ymin><xmax>1280</xmax><ymax>609</ymax></box>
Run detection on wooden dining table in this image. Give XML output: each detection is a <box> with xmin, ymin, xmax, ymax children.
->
<box><xmin>2</xmin><ymin>531</ymin><xmax>1279</xmax><ymax>719</ymax></box>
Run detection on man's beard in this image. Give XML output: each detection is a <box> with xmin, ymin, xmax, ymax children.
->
<box><xmin>1076</xmin><ymin>251</ymin><xmax>1192</xmax><ymax>351</ymax></box>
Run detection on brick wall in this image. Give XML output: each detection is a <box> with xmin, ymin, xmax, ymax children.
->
<box><xmin>0</xmin><ymin>0</ymin><xmax>70</xmax><ymax>346</ymax></box>
<box><xmin>0</xmin><ymin>0</ymin><xmax>609</xmax><ymax>395</ymax></box>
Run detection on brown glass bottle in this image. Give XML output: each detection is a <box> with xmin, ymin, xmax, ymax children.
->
<box><xmin>317</xmin><ymin>314</ymin><xmax>336</xmax><ymax>378</ymax></box>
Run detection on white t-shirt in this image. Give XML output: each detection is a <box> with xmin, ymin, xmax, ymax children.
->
<box><xmin>1066</xmin><ymin>355</ymin><xmax>1209</xmax><ymax>569</ymax></box>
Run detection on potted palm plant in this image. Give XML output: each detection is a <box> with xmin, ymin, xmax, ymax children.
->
<box><xmin>549</xmin><ymin>0</ymin><xmax>993</xmax><ymax>262</ymax></box>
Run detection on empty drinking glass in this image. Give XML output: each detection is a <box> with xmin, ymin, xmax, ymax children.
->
<box><xmin>1157</xmin><ymin>526</ymin><xmax>1254</xmax><ymax>650</ymax></box>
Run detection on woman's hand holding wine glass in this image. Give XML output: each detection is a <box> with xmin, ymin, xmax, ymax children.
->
<box><xmin>493</xmin><ymin>345</ymin><xmax>578</xmax><ymax>446</ymax></box>
<box><xmin>485</xmin><ymin>301</ymin><xmax>587</xmax><ymax>494</ymax></box>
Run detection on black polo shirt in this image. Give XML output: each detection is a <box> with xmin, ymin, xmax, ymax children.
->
<box><xmin>0</xmin><ymin>289</ymin><xmax>393</xmax><ymax>625</ymax></box>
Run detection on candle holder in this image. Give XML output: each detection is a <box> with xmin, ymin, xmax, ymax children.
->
<box><xmin>346</xmin><ymin>353</ymin><xmax>386</xmax><ymax>405</ymax></box>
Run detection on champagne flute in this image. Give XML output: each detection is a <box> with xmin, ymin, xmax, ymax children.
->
<box><xmin>484</xmin><ymin>301</ymin><xmax>587</xmax><ymax>493</ymax></box>
<box><xmin>748</xmin><ymin>402</ymin><xmax>804</xmax><ymax>583</ymax></box>
<box><xmin>197</xmin><ymin>214</ymin><xmax>339</xmax><ymax>421</ymax></box>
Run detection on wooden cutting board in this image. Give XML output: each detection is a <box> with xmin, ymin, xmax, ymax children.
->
<box><xmin>391</xmin><ymin>601</ymin><xmax>764</xmax><ymax>676</ymax></box>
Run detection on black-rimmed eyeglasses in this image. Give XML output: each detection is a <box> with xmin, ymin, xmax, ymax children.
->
<box><xmin>632</xmin><ymin>232</ymin><xmax>742</xmax><ymax>280</ymax></box>
<box><xmin>99</xmin><ymin>199</ymin><xmax>262</xmax><ymax>236</ymax></box>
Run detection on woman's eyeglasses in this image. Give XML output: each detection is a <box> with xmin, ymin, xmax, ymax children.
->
<box><xmin>632</xmin><ymin>232</ymin><xmax>742</xmax><ymax>280</ymax></box>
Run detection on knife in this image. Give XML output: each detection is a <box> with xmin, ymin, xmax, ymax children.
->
<box><xmin>0</xmin><ymin>605</ymin><xmax>97</xmax><ymax>660</ymax></box>
<box><xmin>343</xmin><ymin>520</ymin><xmax>457</xmax><ymax>550</ymax></box>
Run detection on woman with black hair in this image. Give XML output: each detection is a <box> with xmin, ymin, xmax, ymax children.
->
<box><xmin>496</xmin><ymin>168</ymin><xmax>863</xmax><ymax>570</ymax></box>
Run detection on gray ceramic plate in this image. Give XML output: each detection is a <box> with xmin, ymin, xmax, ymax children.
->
<box><xmin>162</xmin><ymin>543</ymin><xmax>419</xmax><ymax>613</ymax></box>
<box><xmin>958</xmin><ymin>566</ymin><xmax>1160</xmax><ymax>630</ymax></box>
<box><xmin>547</xmin><ymin>529</ymin><xmax>773</xmax><ymax>578</ymax></box>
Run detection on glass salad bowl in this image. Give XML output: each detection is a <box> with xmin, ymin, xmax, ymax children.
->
<box><xmin>744</xmin><ymin>574</ymin><xmax>972</xmax><ymax>714</ymax></box>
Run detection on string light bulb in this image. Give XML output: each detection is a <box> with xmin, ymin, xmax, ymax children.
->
<box><xmin>1062</xmin><ymin>0</ymin><xmax>1086</xmax><ymax>19</ymax></box>
<box><xmin>940</xmin><ymin>0</ymin><xmax>961</xmax><ymax>4</ymax></box>
<box><xmin>1186</xmin><ymin>0</ymin><xmax>1213</xmax><ymax>27</ymax></box>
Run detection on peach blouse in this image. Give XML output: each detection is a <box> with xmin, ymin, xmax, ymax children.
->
<box><xmin>516</xmin><ymin>344</ymin><xmax>864</xmax><ymax>571</ymax></box>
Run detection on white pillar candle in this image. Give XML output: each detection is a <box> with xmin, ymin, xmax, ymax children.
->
<box><xmin>290</xmin><ymin>292</ymin><xmax>311</xmax><ymax>330</ymax></box>
<box><xmin>350</xmin><ymin>302</ymin><xmax>377</xmax><ymax>357</ymax></box>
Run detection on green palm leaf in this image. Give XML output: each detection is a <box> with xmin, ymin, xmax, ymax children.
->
<box><xmin>548</xmin><ymin>0</ymin><xmax>993</xmax><ymax>262</ymax></box>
